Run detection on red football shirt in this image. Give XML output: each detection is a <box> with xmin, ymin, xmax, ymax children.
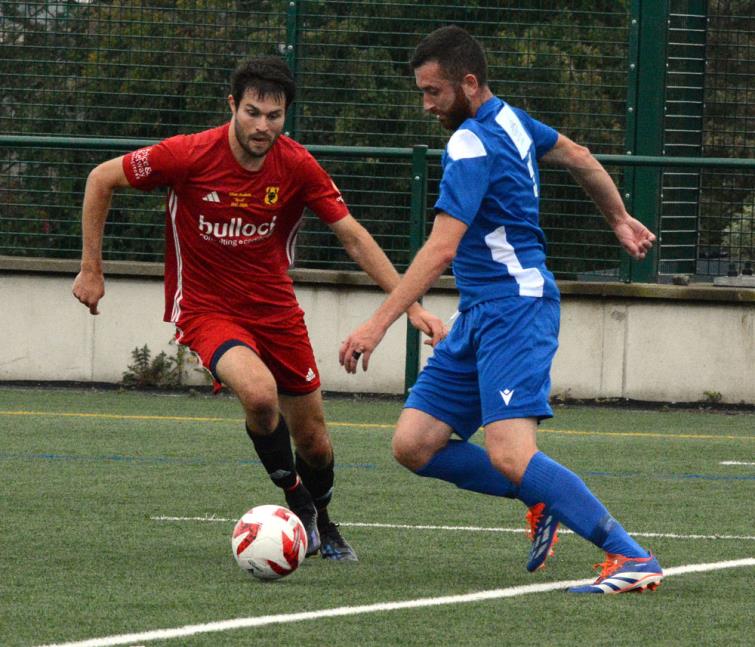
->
<box><xmin>122</xmin><ymin>124</ymin><xmax>349</xmax><ymax>323</ymax></box>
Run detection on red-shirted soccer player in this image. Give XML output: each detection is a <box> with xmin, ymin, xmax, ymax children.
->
<box><xmin>72</xmin><ymin>57</ymin><xmax>445</xmax><ymax>561</ymax></box>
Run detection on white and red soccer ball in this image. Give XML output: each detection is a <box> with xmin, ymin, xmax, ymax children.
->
<box><xmin>232</xmin><ymin>505</ymin><xmax>307</xmax><ymax>580</ymax></box>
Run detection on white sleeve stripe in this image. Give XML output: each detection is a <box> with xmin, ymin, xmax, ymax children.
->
<box><xmin>495</xmin><ymin>104</ymin><xmax>532</xmax><ymax>159</ymax></box>
<box><xmin>447</xmin><ymin>129</ymin><xmax>487</xmax><ymax>161</ymax></box>
<box><xmin>167</xmin><ymin>190</ymin><xmax>184</xmax><ymax>323</ymax></box>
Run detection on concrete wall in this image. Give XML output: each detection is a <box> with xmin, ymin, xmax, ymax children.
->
<box><xmin>1</xmin><ymin>260</ymin><xmax>754</xmax><ymax>404</ymax></box>
<box><xmin>552</xmin><ymin>296</ymin><xmax>754</xmax><ymax>403</ymax></box>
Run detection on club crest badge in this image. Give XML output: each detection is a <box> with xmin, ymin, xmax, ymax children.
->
<box><xmin>264</xmin><ymin>186</ymin><xmax>280</xmax><ymax>206</ymax></box>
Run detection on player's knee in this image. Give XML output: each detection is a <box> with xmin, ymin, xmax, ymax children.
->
<box><xmin>487</xmin><ymin>449</ymin><xmax>528</xmax><ymax>485</ymax></box>
<box><xmin>238</xmin><ymin>389</ymin><xmax>278</xmax><ymax>417</ymax></box>
<box><xmin>236</xmin><ymin>386</ymin><xmax>279</xmax><ymax>431</ymax></box>
<box><xmin>391</xmin><ymin>431</ymin><xmax>428</xmax><ymax>472</ymax></box>
<box><xmin>294</xmin><ymin>431</ymin><xmax>332</xmax><ymax>468</ymax></box>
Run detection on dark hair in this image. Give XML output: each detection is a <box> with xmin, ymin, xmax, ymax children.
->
<box><xmin>410</xmin><ymin>25</ymin><xmax>488</xmax><ymax>86</ymax></box>
<box><xmin>230</xmin><ymin>56</ymin><xmax>296</xmax><ymax>108</ymax></box>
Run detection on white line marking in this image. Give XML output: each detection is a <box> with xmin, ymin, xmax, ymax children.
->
<box><xmin>37</xmin><ymin>559</ymin><xmax>755</xmax><ymax>647</ymax></box>
<box><xmin>150</xmin><ymin>516</ymin><xmax>755</xmax><ymax>541</ymax></box>
<box><xmin>720</xmin><ymin>461</ymin><xmax>755</xmax><ymax>466</ymax></box>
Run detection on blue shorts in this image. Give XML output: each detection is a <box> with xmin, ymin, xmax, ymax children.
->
<box><xmin>405</xmin><ymin>297</ymin><xmax>560</xmax><ymax>440</ymax></box>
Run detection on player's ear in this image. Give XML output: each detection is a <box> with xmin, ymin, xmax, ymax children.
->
<box><xmin>461</xmin><ymin>73</ymin><xmax>479</xmax><ymax>99</ymax></box>
<box><xmin>227</xmin><ymin>94</ymin><xmax>236</xmax><ymax>115</ymax></box>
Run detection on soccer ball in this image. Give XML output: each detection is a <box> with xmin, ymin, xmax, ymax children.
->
<box><xmin>231</xmin><ymin>505</ymin><xmax>307</xmax><ymax>580</ymax></box>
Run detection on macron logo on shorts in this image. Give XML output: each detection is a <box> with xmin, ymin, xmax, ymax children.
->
<box><xmin>500</xmin><ymin>389</ymin><xmax>514</xmax><ymax>406</ymax></box>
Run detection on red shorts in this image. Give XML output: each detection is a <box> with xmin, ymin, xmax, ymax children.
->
<box><xmin>176</xmin><ymin>310</ymin><xmax>321</xmax><ymax>395</ymax></box>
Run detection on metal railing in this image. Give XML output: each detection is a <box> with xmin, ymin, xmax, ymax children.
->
<box><xmin>1</xmin><ymin>134</ymin><xmax>753</xmax><ymax>389</ymax></box>
<box><xmin>2</xmin><ymin>133</ymin><xmax>753</xmax><ymax>274</ymax></box>
<box><xmin>3</xmin><ymin>1</ymin><xmax>753</xmax><ymax>278</ymax></box>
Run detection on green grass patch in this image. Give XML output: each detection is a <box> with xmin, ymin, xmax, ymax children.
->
<box><xmin>1</xmin><ymin>387</ymin><xmax>753</xmax><ymax>646</ymax></box>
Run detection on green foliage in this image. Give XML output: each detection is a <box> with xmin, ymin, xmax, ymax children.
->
<box><xmin>703</xmin><ymin>390</ymin><xmax>723</xmax><ymax>404</ymax></box>
<box><xmin>0</xmin><ymin>0</ymin><xmax>286</xmax><ymax>139</ymax></box>
<box><xmin>695</xmin><ymin>4</ymin><xmax>755</xmax><ymax>260</ymax></box>
<box><xmin>721</xmin><ymin>195</ymin><xmax>755</xmax><ymax>262</ymax></box>
<box><xmin>122</xmin><ymin>344</ymin><xmax>178</xmax><ymax>388</ymax></box>
<box><xmin>1</xmin><ymin>1</ymin><xmax>752</xmax><ymax>278</ymax></box>
<box><xmin>290</xmin><ymin>3</ymin><xmax>632</xmax><ymax>273</ymax></box>
<box><xmin>491</xmin><ymin>9</ymin><xmax>626</xmax><ymax>149</ymax></box>
<box><xmin>121</xmin><ymin>340</ymin><xmax>202</xmax><ymax>388</ymax></box>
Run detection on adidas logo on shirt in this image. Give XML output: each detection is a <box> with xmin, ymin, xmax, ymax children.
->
<box><xmin>202</xmin><ymin>191</ymin><xmax>220</xmax><ymax>203</ymax></box>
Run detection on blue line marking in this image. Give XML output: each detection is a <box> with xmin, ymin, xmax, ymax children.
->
<box><xmin>2</xmin><ymin>453</ymin><xmax>752</xmax><ymax>479</ymax></box>
<box><xmin>0</xmin><ymin>452</ymin><xmax>376</xmax><ymax>470</ymax></box>
<box><xmin>585</xmin><ymin>470</ymin><xmax>755</xmax><ymax>482</ymax></box>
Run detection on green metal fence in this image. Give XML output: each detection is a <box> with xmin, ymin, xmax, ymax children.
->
<box><xmin>1</xmin><ymin>1</ymin><xmax>753</xmax><ymax>281</ymax></box>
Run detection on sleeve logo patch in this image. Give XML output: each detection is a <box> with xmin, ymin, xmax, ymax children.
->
<box><xmin>130</xmin><ymin>147</ymin><xmax>153</xmax><ymax>179</ymax></box>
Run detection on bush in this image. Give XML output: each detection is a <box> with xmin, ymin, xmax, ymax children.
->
<box><xmin>721</xmin><ymin>196</ymin><xmax>755</xmax><ymax>262</ymax></box>
<box><xmin>121</xmin><ymin>341</ymin><xmax>198</xmax><ymax>388</ymax></box>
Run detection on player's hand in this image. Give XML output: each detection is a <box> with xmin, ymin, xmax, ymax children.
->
<box><xmin>339</xmin><ymin>320</ymin><xmax>386</xmax><ymax>374</ymax></box>
<box><xmin>613</xmin><ymin>216</ymin><xmax>656</xmax><ymax>260</ymax></box>
<box><xmin>407</xmin><ymin>306</ymin><xmax>447</xmax><ymax>348</ymax></box>
<box><xmin>72</xmin><ymin>269</ymin><xmax>105</xmax><ymax>315</ymax></box>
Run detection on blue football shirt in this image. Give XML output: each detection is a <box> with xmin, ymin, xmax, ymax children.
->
<box><xmin>434</xmin><ymin>96</ymin><xmax>560</xmax><ymax>309</ymax></box>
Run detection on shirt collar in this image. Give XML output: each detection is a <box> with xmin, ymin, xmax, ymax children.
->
<box><xmin>474</xmin><ymin>96</ymin><xmax>502</xmax><ymax>121</ymax></box>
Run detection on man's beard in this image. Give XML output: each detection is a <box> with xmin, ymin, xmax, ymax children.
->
<box><xmin>440</xmin><ymin>85</ymin><xmax>473</xmax><ymax>131</ymax></box>
<box><xmin>234</xmin><ymin>120</ymin><xmax>276</xmax><ymax>158</ymax></box>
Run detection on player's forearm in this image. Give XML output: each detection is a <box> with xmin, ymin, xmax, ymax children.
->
<box><xmin>79</xmin><ymin>169</ymin><xmax>117</xmax><ymax>271</ymax></box>
<box><xmin>544</xmin><ymin>136</ymin><xmax>629</xmax><ymax>229</ymax></box>
<box><xmin>349</xmin><ymin>238</ymin><xmax>400</xmax><ymax>290</ymax></box>
<box><xmin>344</xmin><ymin>231</ymin><xmax>426</xmax><ymax>314</ymax></box>
<box><xmin>370</xmin><ymin>240</ymin><xmax>451</xmax><ymax>333</ymax></box>
<box><xmin>79</xmin><ymin>157</ymin><xmax>131</xmax><ymax>271</ymax></box>
<box><xmin>79</xmin><ymin>200</ymin><xmax>110</xmax><ymax>271</ymax></box>
<box><xmin>567</xmin><ymin>159</ymin><xmax>629</xmax><ymax>228</ymax></box>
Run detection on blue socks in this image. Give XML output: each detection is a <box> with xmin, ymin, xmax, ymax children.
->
<box><xmin>415</xmin><ymin>442</ymin><xmax>647</xmax><ymax>558</ymax></box>
<box><xmin>519</xmin><ymin>452</ymin><xmax>648</xmax><ymax>558</ymax></box>
<box><xmin>416</xmin><ymin>439</ymin><xmax>518</xmax><ymax>498</ymax></box>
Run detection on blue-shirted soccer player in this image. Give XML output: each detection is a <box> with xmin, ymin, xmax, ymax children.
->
<box><xmin>339</xmin><ymin>26</ymin><xmax>663</xmax><ymax>594</ymax></box>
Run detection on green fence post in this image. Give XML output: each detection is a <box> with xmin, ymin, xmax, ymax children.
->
<box><xmin>284</xmin><ymin>0</ymin><xmax>300</xmax><ymax>138</ymax></box>
<box><xmin>658</xmin><ymin>1</ymin><xmax>708</xmax><ymax>275</ymax></box>
<box><xmin>624</xmin><ymin>0</ymin><xmax>669</xmax><ymax>282</ymax></box>
<box><xmin>622</xmin><ymin>4</ymin><xmax>640</xmax><ymax>283</ymax></box>
<box><xmin>404</xmin><ymin>144</ymin><xmax>428</xmax><ymax>394</ymax></box>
